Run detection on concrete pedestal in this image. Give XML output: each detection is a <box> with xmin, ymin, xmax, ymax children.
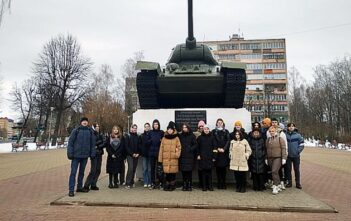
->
<box><xmin>133</xmin><ymin>108</ymin><xmax>251</xmax><ymax>133</ymax></box>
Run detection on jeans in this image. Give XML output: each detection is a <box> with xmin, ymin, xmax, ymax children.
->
<box><xmin>126</xmin><ymin>155</ymin><xmax>138</xmax><ymax>186</ymax></box>
<box><xmin>285</xmin><ymin>156</ymin><xmax>301</xmax><ymax>184</ymax></box>
<box><xmin>142</xmin><ymin>156</ymin><xmax>151</xmax><ymax>185</ymax></box>
<box><xmin>68</xmin><ymin>158</ymin><xmax>88</xmax><ymax>192</ymax></box>
<box><xmin>84</xmin><ymin>154</ymin><xmax>102</xmax><ymax>188</ymax></box>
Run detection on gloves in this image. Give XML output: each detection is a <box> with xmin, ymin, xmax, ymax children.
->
<box><xmin>67</xmin><ymin>154</ymin><xmax>73</xmax><ymax>160</ymax></box>
<box><xmin>282</xmin><ymin>159</ymin><xmax>286</xmax><ymax>165</ymax></box>
<box><xmin>265</xmin><ymin>159</ymin><xmax>268</xmax><ymax>165</ymax></box>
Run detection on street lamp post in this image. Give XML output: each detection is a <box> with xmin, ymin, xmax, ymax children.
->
<box><xmin>47</xmin><ymin>107</ymin><xmax>54</xmax><ymax>150</ymax></box>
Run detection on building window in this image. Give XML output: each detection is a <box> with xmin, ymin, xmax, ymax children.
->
<box><xmin>218</xmin><ymin>44</ymin><xmax>239</xmax><ymax>50</ymax></box>
<box><xmin>247</xmin><ymin>74</ymin><xmax>264</xmax><ymax>80</ymax></box>
<box><xmin>239</xmin><ymin>54</ymin><xmax>262</xmax><ymax>60</ymax></box>
<box><xmin>264</xmin><ymin>63</ymin><xmax>286</xmax><ymax>69</ymax></box>
<box><xmin>240</xmin><ymin>43</ymin><xmax>261</xmax><ymax>50</ymax></box>
<box><xmin>262</xmin><ymin>42</ymin><xmax>285</xmax><ymax>49</ymax></box>
<box><xmin>263</xmin><ymin>53</ymin><xmax>285</xmax><ymax>59</ymax></box>
<box><xmin>264</xmin><ymin>73</ymin><xmax>287</xmax><ymax>79</ymax></box>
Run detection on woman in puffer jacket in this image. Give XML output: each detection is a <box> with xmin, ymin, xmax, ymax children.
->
<box><xmin>179</xmin><ymin>123</ymin><xmax>197</xmax><ymax>191</ymax></box>
<box><xmin>248</xmin><ymin>122</ymin><xmax>267</xmax><ymax>191</ymax></box>
<box><xmin>158</xmin><ymin>122</ymin><xmax>181</xmax><ymax>191</ymax></box>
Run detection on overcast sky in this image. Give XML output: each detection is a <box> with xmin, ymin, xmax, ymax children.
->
<box><xmin>1</xmin><ymin>0</ymin><xmax>351</xmax><ymax>120</ymax></box>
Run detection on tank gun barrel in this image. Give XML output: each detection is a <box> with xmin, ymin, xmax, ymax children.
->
<box><xmin>186</xmin><ymin>0</ymin><xmax>196</xmax><ymax>49</ymax></box>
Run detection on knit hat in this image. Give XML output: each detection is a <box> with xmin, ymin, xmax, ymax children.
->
<box><xmin>203</xmin><ymin>124</ymin><xmax>211</xmax><ymax>130</ymax></box>
<box><xmin>234</xmin><ymin>121</ymin><xmax>242</xmax><ymax>127</ymax></box>
<box><xmin>262</xmin><ymin>118</ymin><xmax>271</xmax><ymax>125</ymax></box>
<box><xmin>198</xmin><ymin>120</ymin><xmax>205</xmax><ymax>128</ymax></box>
<box><xmin>80</xmin><ymin>117</ymin><xmax>89</xmax><ymax>123</ymax></box>
<box><xmin>167</xmin><ymin>121</ymin><xmax>176</xmax><ymax>130</ymax></box>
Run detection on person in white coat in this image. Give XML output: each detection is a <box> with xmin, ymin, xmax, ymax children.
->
<box><xmin>229</xmin><ymin>131</ymin><xmax>252</xmax><ymax>193</ymax></box>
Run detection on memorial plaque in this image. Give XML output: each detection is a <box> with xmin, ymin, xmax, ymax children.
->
<box><xmin>175</xmin><ymin>110</ymin><xmax>206</xmax><ymax>131</ymax></box>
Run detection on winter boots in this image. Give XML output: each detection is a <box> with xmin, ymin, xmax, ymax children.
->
<box><xmin>272</xmin><ymin>185</ymin><xmax>279</xmax><ymax>195</ymax></box>
<box><xmin>182</xmin><ymin>181</ymin><xmax>193</xmax><ymax>191</ymax></box>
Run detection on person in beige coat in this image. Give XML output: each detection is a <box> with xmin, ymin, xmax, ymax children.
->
<box><xmin>158</xmin><ymin>121</ymin><xmax>181</xmax><ymax>191</ymax></box>
<box><xmin>229</xmin><ymin>131</ymin><xmax>252</xmax><ymax>193</ymax></box>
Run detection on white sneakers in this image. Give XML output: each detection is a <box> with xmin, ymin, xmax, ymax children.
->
<box><xmin>272</xmin><ymin>185</ymin><xmax>279</xmax><ymax>195</ymax></box>
<box><xmin>280</xmin><ymin>181</ymin><xmax>286</xmax><ymax>190</ymax></box>
<box><xmin>272</xmin><ymin>181</ymin><xmax>286</xmax><ymax>194</ymax></box>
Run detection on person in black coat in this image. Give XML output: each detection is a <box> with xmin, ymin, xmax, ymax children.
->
<box><xmin>230</xmin><ymin>121</ymin><xmax>248</xmax><ymax>140</ymax></box>
<box><xmin>106</xmin><ymin>125</ymin><xmax>126</xmax><ymax>188</ymax></box>
<box><xmin>248</xmin><ymin>122</ymin><xmax>267</xmax><ymax>191</ymax></box>
<box><xmin>83</xmin><ymin>123</ymin><xmax>105</xmax><ymax>191</ymax></box>
<box><xmin>179</xmin><ymin>123</ymin><xmax>197</xmax><ymax>191</ymax></box>
<box><xmin>125</xmin><ymin>124</ymin><xmax>141</xmax><ymax>189</ymax></box>
<box><xmin>148</xmin><ymin>119</ymin><xmax>164</xmax><ymax>189</ymax></box>
<box><xmin>212</xmin><ymin>118</ymin><xmax>230</xmax><ymax>189</ymax></box>
<box><xmin>197</xmin><ymin>124</ymin><xmax>217</xmax><ymax>191</ymax></box>
<box><xmin>140</xmin><ymin>123</ymin><xmax>152</xmax><ymax>187</ymax></box>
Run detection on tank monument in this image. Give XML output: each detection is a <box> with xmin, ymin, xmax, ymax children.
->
<box><xmin>133</xmin><ymin>0</ymin><xmax>251</xmax><ymax>132</ymax></box>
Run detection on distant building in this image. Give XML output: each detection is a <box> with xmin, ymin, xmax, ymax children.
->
<box><xmin>0</xmin><ymin>117</ymin><xmax>14</xmax><ymax>139</ymax></box>
<box><xmin>124</xmin><ymin>77</ymin><xmax>139</xmax><ymax>114</ymax></box>
<box><xmin>203</xmin><ymin>34</ymin><xmax>289</xmax><ymax>123</ymax></box>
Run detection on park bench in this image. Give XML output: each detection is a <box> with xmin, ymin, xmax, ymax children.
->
<box><xmin>57</xmin><ymin>141</ymin><xmax>66</xmax><ymax>149</ymax></box>
<box><xmin>36</xmin><ymin>142</ymin><xmax>46</xmax><ymax>150</ymax></box>
<box><xmin>11</xmin><ymin>141</ymin><xmax>28</xmax><ymax>152</ymax></box>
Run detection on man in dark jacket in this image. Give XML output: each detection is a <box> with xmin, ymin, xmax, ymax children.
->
<box><xmin>125</xmin><ymin>124</ymin><xmax>140</xmax><ymax>189</ymax></box>
<box><xmin>212</xmin><ymin>118</ymin><xmax>230</xmax><ymax>189</ymax></box>
<box><xmin>67</xmin><ymin>117</ymin><xmax>96</xmax><ymax>197</ymax></box>
<box><xmin>140</xmin><ymin>123</ymin><xmax>151</xmax><ymax>187</ymax></box>
<box><xmin>83</xmin><ymin>123</ymin><xmax>105</xmax><ymax>191</ymax></box>
<box><xmin>148</xmin><ymin>119</ymin><xmax>164</xmax><ymax>189</ymax></box>
<box><xmin>285</xmin><ymin>123</ymin><xmax>304</xmax><ymax>189</ymax></box>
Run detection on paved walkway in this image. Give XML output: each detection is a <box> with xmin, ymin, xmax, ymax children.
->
<box><xmin>0</xmin><ymin>147</ymin><xmax>349</xmax><ymax>220</ymax></box>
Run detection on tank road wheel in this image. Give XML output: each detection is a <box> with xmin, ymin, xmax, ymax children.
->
<box><xmin>222</xmin><ymin>68</ymin><xmax>246</xmax><ymax>108</ymax></box>
<box><xmin>136</xmin><ymin>70</ymin><xmax>159</xmax><ymax>109</ymax></box>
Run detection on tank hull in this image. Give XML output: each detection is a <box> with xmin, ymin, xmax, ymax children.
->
<box><xmin>157</xmin><ymin>75</ymin><xmax>224</xmax><ymax>108</ymax></box>
<box><xmin>136</xmin><ymin>67</ymin><xmax>246</xmax><ymax>109</ymax></box>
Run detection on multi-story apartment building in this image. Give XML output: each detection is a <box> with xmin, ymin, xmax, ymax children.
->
<box><xmin>203</xmin><ymin>34</ymin><xmax>289</xmax><ymax>123</ymax></box>
<box><xmin>0</xmin><ymin>117</ymin><xmax>14</xmax><ymax>140</ymax></box>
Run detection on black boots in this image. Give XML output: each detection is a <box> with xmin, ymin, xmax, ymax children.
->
<box><xmin>188</xmin><ymin>181</ymin><xmax>192</xmax><ymax>191</ymax></box>
<box><xmin>182</xmin><ymin>181</ymin><xmax>193</xmax><ymax>191</ymax></box>
<box><xmin>164</xmin><ymin>181</ymin><xmax>176</xmax><ymax>191</ymax></box>
<box><xmin>108</xmin><ymin>174</ymin><xmax>118</xmax><ymax>188</ymax></box>
<box><xmin>163</xmin><ymin>182</ymin><xmax>170</xmax><ymax>191</ymax></box>
<box><xmin>182</xmin><ymin>182</ymin><xmax>187</xmax><ymax>191</ymax></box>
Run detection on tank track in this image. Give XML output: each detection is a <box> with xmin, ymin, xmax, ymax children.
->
<box><xmin>222</xmin><ymin>68</ymin><xmax>246</xmax><ymax>108</ymax></box>
<box><xmin>136</xmin><ymin>70</ymin><xmax>159</xmax><ymax>109</ymax></box>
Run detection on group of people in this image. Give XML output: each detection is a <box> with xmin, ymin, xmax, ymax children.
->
<box><xmin>67</xmin><ymin>116</ymin><xmax>304</xmax><ymax>197</ymax></box>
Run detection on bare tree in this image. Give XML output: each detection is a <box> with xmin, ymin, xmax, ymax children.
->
<box><xmin>0</xmin><ymin>0</ymin><xmax>11</xmax><ymax>27</ymax></box>
<box><xmin>288</xmin><ymin>67</ymin><xmax>306</xmax><ymax>125</ymax></box>
<box><xmin>33</xmin><ymin>34</ymin><xmax>92</xmax><ymax>145</ymax></box>
<box><xmin>9</xmin><ymin>79</ymin><xmax>36</xmax><ymax>143</ymax></box>
<box><xmin>81</xmin><ymin>64</ymin><xmax>127</xmax><ymax>133</ymax></box>
<box><xmin>288</xmin><ymin>56</ymin><xmax>351</xmax><ymax>143</ymax></box>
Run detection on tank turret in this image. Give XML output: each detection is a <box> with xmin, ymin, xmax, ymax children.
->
<box><xmin>136</xmin><ymin>0</ymin><xmax>246</xmax><ymax>109</ymax></box>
